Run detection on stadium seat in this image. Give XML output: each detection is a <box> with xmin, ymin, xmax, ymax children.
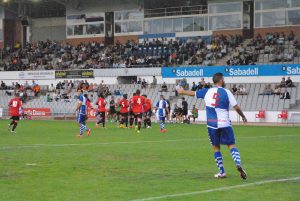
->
<box><xmin>255</xmin><ymin>110</ymin><xmax>266</xmax><ymax>120</ymax></box>
<box><xmin>278</xmin><ymin>110</ymin><xmax>288</xmax><ymax>121</ymax></box>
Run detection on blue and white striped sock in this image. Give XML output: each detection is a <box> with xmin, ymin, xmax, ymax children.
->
<box><xmin>214</xmin><ymin>152</ymin><xmax>225</xmax><ymax>174</ymax></box>
<box><xmin>80</xmin><ymin>124</ymin><xmax>89</xmax><ymax>135</ymax></box>
<box><xmin>160</xmin><ymin>121</ymin><xmax>165</xmax><ymax>130</ymax></box>
<box><xmin>230</xmin><ymin>148</ymin><xmax>242</xmax><ymax>166</ymax></box>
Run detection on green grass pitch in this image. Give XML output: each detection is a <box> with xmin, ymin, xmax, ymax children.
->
<box><xmin>0</xmin><ymin>120</ymin><xmax>300</xmax><ymax>201</ymax></box>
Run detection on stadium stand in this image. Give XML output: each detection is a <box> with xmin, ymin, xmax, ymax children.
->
<box><xmin>1</xmin><ymin>80</ymin><xmax>299</xmax><ymax>117</ymax></box>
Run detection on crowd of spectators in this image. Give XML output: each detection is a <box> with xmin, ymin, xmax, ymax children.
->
<box><xmin>1</xmin><ymin>34</ymin><xmax>243</xmax><ymax>71</ymax></box>
<box><xmin>0</xmin><ymin>80</ymin><xmax>42</xmax><ymax>102</ymax></box>
<box><xmin>259</xmin><ymin>77</ymin><xmax>295</xmax><ymax>99</ymax></box>
<box><xmin>226</xmin><ymin>31</ymin><xmax>299</xmax><ymax>66</ymax></box>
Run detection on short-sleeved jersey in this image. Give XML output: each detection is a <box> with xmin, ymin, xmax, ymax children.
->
<box><xmin>78</xmin><ymin>95</ymin><xmax>88</xmax><ymax>115</ymax></box>
<box><xmin>97</xmin><ymin>98</ymin><xmax>106</xmax><ymax>112</ymax></box>
<box><xmin>195</xmin><ymin>87</ymin><xmax>237</xmax><ymax>129</ymax></box>
<box><xmin>156</xmin><ymin>99</ymin><xmax>168</xmax><ymax>117</ymax></box>
<box><xmin>9</xmin><ymin>98</ymin><xmax>22</xmax><ymax>117</ymax></box>
<box><xmin>144</xmin><ymin>98</ymin><xmax>152</xmax><ymax>112</ymax></box>
<box><xmin>119</xmin><ymin>98</ymin><xmax>129</xmax><ymax>113</ymax></box>
<box><xmin>132</xmin><ymin>95</ymin><xmax>145</xmax><ymax>113</ymax></box>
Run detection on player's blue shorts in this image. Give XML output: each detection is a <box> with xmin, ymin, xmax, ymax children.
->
<box><xmin>156</xmin><ymin>110</ymin><xmax>166</xmax><ymax>121</ymax></box>
<box><xmin>77</xmin><ymin>114</ymin><xmax>87</xmax><ymax>124</ymax></box>
<box><xmin>208</xmin><ymin>126</ymin><xmax>236</xmax><ymax>146</ymax></box>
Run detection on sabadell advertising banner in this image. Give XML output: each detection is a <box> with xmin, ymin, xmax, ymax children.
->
<box><xmin>162</xmin><ymin>64</ymin><xmax>300</xmax><ymax>78</ymax></box>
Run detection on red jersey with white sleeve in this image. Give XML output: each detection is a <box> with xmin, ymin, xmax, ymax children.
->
<box><xmin>97</xmin><ymin>98</ymin><xmax>106</xmax><ymax>112</ymax></box>
<box><xmin>119</xmin><ymin>98</ymin><xmax>129</xmax><ymax>114</ymax></box>
<box><xmin>9</xmin><ymin>98</ymin><xmax>22</xmax><ymax>117</ymax></box>
<box><xmin>132</xmin><ymin>95</ymin><xmax>145</xmax><ymax>114</ymax></box>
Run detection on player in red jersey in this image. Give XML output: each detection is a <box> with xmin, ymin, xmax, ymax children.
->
<box><xmin>119</xmin><ymin>94</ymin><xmax>129</xmax><ymax>128</ymax></box>
<box><xmin>8</xmin><ymin>93</ymin><xmax>22</xmax><ymax>133</ymax></box>
<box><xmin>96</xmin><ymin>93</ymin><xmax>106</xmax><ymax>128</ymax></box>
<box><xmin>129</xmin><ymin>93</ymin><xmax>136</xmax><ymax>128</ymax></box>
<box><xmin>143</xmin><ymin>95</ymin><xmax>152</xmax><ymax>128</ymax></box>
<box><xmin>132</xmin><ymin>90</ymin><xmax>145</xmax><ymax>133</ymax></box>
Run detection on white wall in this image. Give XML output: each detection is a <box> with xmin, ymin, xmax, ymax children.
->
<box><xmin>30</xmin><ymin>17</ymin><xmax>66</xmax><ymax>42</ymax></box>
<box><xmin>196</xmin><ymin>110</ymin><xmax>300</xmax><ymax>123</ymax></box>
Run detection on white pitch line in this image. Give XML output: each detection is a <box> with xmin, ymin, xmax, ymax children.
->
<box><xmin>0</xmin><ymin>134</ymin><xmax>299</xmax><ymax>150</ymax></box>
<box><xmin>130</xmin><ymin>177</ymin><xmax>300</xmax><ymax>201</ymax></box>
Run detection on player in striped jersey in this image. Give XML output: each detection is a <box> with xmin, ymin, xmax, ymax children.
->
<box><xmin>177</xmin><ymin>73</ymin><xmax>247</xmax><ymax>180</ymax></box>
<box><xmin>155</xmin><ymin>95</ymin><xmax>169</xmax><ymax>133</ymax></box>
<box><xmin>75</xmin><ymin>89</ymin><xmax>91</xmax><ymax>137</ymax></box>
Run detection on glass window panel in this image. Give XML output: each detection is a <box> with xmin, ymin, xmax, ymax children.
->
<box><xmin>74</xmin><ymin>25</ymin><xmax>84</xmax><ymax>35</ymax></box>
<box><xmin>194</xmin><ymin>16</ymin><xmax>208</xmax><ymax>31</ymax></box>
<box><xmin>255</xmin><ymin>0</ymin><xmax>288</xmax><ymax>10</ymax></box>
<box><xmin>115</xmin><ymin>22</ymin><xmax>129</xmax><ymax>33</ymax></box>
<box><xmin>173</xmin><ymin>18</ymin><xmax>182</xmax><ymax>32</ymax></box>
<box><xmin>287</xmin><ymin>9</ymin><xmax>300</xmax><ymax>25</ymax></box>
<box><xmin>151</xmin><ymin>19</ymin><xmax>163</xmax><ymax>34</ymax></box>
<box><xmin>144</xmin><ymin>20</ymin><xmax>151</xmax><ymax>34</ymax></box>
<box><xmin>128</xmin><ymin>21</ymin><xmax>143</xmax><ymax>32</ymax></box>
<box><xmin>115</xmin><ymin>22</ymin><xmax>121</xmax><ymax>33</ymax></box>
<box><xmin>67</xmin><ymin>26</ymin><xmax>73</xmax><ymax>36</ymax></box>
<box><xmin>209</xmin><ymin>14</ymin><xmax>241</xmax><ymax>30</ymax></box>
<box><xmin>183</xmin><ymin>17</ymin><xmax>193</xmax><ymax>32</ymax></box>
<box><xmin>86</xmin><ymin>23</ymin><xmax>104</xmax><ymax>35</ymax></box>
<box><xmin>209</xmin><ymin>2</ymin><xmax>241</xmax><ymax>13</ymax></box>
<box><xmin>290</xmin><ymin>0</ymin><xmax>300</xmax><ymax>7</ymax></box>
<box><xmin>255</xmin><ymin>11</ymin><xmax>286</xmax><ymax>27</ymax></box>
<box><xmin>115</xmin><ymin>10</ymin><xmax>143</xmax><ymax>21</ymax></box>
<box><xmin>163</xmin><ymin>18</ymin><xmax>173</xmax><ymax>33</ymax></box>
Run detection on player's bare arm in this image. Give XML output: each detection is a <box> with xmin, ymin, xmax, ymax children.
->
<box><xmin>75</xmin><ymin>101</ymin><xmax>82</xmax><ymax>112</ymax></box>
<box><xmin>176</xmin><ymin>86</ymin><xmax>195</xmax><ymax>96</ymax></box>
<box><xmin>233</xmin><ymin>105</ymin><xmax>247</xmax><ymax>123</ymax></box>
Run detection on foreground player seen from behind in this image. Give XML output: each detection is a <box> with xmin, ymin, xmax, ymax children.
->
<box><xmin>177</xmin><ymin>73</ymin><xmax>248</xmax><ymax>180</ymax></box>
<box><xmin>75</xmin><ymin>89</ymin><xmax>91</xmax><ymax>137</ymax></box>
<box><xmin>8</xmin><ymin>93</ymin><xmax>22</xmax><ymax>133</ymax></box>
<box><xmin>132</xmin><ymin>90</ymin><xmax>145</xmax><ymax>133</ymax></box>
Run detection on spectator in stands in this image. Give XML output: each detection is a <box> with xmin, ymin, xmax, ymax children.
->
<box><xmin>288</xmin><ymin>31</ymin><xmax>295</xmax><ymax>41</ymax></box>
<box><xmin>137</xmin><ymin>78</ymin><xmax>142</xmax><ymax>84</ymax></box>
<box><xmin>0</xmin><ymin>81</ymin><xmax>7</xmax><ymax>90</ymax></box>
<box><xmin>33</xmin><ymin>84</ymin><xmax>41</xmax><ymax>96</ymax></box>
<box><xmin>231</xmin><ymin>84</ymin><xmax>238</xmax><ymax>95</ymax></box>
<box><xmin>161</xmin><ymin>82</ymin><xmax>168</xmax><ymax>92</ymax></box>
<box><xmin>151</xmin><ymin>76</ymin><xmax>157</xmax><ymax>88</ymax></box>
<box><xmin>141</xmin><ymin>79</ymin><xmax>147</xmax><ymax>89</ymax></box>
<box><xmin>279</xmin><ymin>77</ymin><xmax>286</xmax><ymax>88</ymax></box>
<box><xmin>285</xmin><ymin>52</ymin><xmax>294</xmax><ymax>62</ymax></box>
<box><xmin>237</xmin><ymin>85</ymin><xmax>248</xmax><ymax>95</ymax></box>
<box><xmin>286</xmin><ymin>77</ymin><xmax>295</xmax><ymax>87</ymax></box>
<box><xmin>114</xmin><ymin>87</ymin><xmax>122</xmax><ymax>96</ymax></box>
<box><xmin>204</xmin><ymin>82</ymin><xmax>212</xmax><ymax>88</ymax></box>
<box><xmin>197</xmin><ymin>81</ymin><xmax>203</xmax><ymax>90</ymax></box>
<box><xmin>191</xmin><ymin>82</ymin><xmax>197</xmax><ymax>91</ymax></box>
<box><xmin>47</xmin><ymin>94</ymin><xmax>53</xmax><ymax>102</ymax></box>
<box><xmin>200</xmin><ymin>78</ymin><xmax>206</xmax><ymax>86</ymax></box>
<box><xmin>24</xmin><ymin>81</ymin><xmax>31</xmax><ymax>90</ymax></box>
<box><xmin>280</xmin><ymin>88</ymin><xmax>290</xmax><ymax>99</ymax></box>
<box><xmin>260</xmin><ymin>84</ymin><xmax>273</xmax><ymax>95</ymax></box>
<box><xmin>49</xmin><ymin>84</ymin><xmax>55</xmax><ymax>92</ymax></box>
<box><xmin>273</xmin><ymin>86</ymin><xmax>282</xmax><ymax>95</ymax></box>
